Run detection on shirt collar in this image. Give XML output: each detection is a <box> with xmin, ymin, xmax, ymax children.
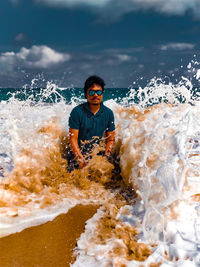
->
<box><xmin>84</xmin><ymin>102</ymin><xmax>104</xmax><ymax>116</ymax></box>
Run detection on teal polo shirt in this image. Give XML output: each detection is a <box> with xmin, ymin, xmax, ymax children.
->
<box><xmin>69</xmin><ymin>102</ymin><xmax>115</xmax><ymax>149</ymax></box>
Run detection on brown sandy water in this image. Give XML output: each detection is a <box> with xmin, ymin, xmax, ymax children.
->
<box><xmin>0</xmin><ymin>117</ymin><xmax>155</xmax><ymax>266</ymax></box>
<box><xmin>0</xmin><ymin>204</ymin><xmax>98</xmax><ymax>267</ymax></box>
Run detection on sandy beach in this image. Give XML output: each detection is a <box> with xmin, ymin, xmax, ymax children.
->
<box><xmin>0</xmin><ymin>204</ymin><xmax>98</xmax><ymax>267</ymax></box>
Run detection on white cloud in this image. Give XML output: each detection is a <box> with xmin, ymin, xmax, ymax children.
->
<box><xmin>138</xmin><ymin>64</ymin><xmax>144</xmax><ymax>69</ymax></box>
<box><xmin>130</xmin><ymin>0</ymin><xmax>200</xmax><ymax>16</ymax></box>
<box><xmin>106</xmin><ymin>53</ymin><xmax>132</xmax><ymax>66</ymax></box>
<box><xmin>160</xmin><ymin>43</ymin><xmax>195</xmax><ymax>51</ymax></box>
<box><xmin>18</xmin><ymin>46</ymin><xmax>70</xmax><ymax>67</ymax></box>
<box><xmin>0</xmin><ymin>45</ymin><xmax>71</xmax><ymax>71</ymax></box>
<box><xmin>34</xmin><ymin>0</ymin><xmax>200</xmax><ymax>19</ymax></box>
<box><xmin>0</xmin><ymin>52</ymin><xmax>16</xmax><ymax>72</ymax></box>
<box><xmin>116</xmin><ymin>54</ymin><xmax>131</xmax><ymax>62</ymax></box>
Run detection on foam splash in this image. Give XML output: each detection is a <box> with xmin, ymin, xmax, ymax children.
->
<box><xmin>73</xmin><ymin>99</ymin><xmax>200</xmax><ymax>265</ymax></box>
<box><xmin>71</xmin><ymin>102</ymin><xmax>200</xmax><ymax>266</ymax></box>
<box><xmin>0</xmin><ymin>103</ymin><xmax>116</xmax><ymax>236</ymax></box>
<box><xmin>114</xmin><ymin>102</ymin><xmax>200</xmax><ymax>265</ymax></box>
<box><xmin>1</xmin><ymin>72</ymin><xmax>200</xmax><ymax>266</ymax></box>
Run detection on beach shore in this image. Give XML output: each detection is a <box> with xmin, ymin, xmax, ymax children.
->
<box><xmin>0</xmin><ymin>204</ymin><xmax>98</xmax><ymax>267</ymax></box>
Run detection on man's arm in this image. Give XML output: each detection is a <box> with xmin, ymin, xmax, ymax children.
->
<box><xmin>105</xmin><ymin>131</ymin><xmax>115</xmax><ymax>157</ymax></box>
<box><xmin>69</xmin><ymin>128</ymin><xmax>86</xmax><ymax>169</ymax></box>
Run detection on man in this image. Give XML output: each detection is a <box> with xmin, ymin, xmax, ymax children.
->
<box><xmin>68</xmin><ymin>75</ymin><xmax>115</xmax><ymax>170</ymax></box>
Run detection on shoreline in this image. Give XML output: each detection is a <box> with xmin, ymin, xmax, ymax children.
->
<box><xmin>0</xmin><ymin>204</ymin><xmax>99</xmax><ymax>267</ymax></box>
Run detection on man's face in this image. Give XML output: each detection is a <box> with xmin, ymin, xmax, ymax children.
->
<box><xmin>86</xmin><ymin>83</ymin><xmax>103</xmax><ymax>105</ymax></box>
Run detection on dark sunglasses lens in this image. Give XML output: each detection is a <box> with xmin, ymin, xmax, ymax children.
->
<box><xmin>89</xmin><ymin>90</ymin><xmax>95</xmax><ymax>96</ymax></box>
<box><xmin>97</xmin><ymin>90</ymin><xmax>103</xmax><ymax>95</ymax></box>
<box><xmin>89</xmin><ymin>90</ymin><xmax>103</xmax><ymax>96</ymax></box>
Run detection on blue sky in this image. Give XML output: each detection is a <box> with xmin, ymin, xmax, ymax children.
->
<box><xmin>0</xmin><ymin>0</ymin><xmax>200</xmax><ymax>87</ymax></box>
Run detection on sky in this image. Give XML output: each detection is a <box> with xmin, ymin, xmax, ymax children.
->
<box><xmin>0</xmin><ymin>0</ymin><xmax>200</xmax><ymax>88</ymax></box>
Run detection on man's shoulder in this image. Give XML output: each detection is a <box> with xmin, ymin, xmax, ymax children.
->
<box><xmin>69</xmin><ymin>103</ymin><xmax>87</xmax><ymax>128</ymax></box>
<box><xmin>102</xmin><ymin>103</ymin><xmax>115</xmax><ymax>131</ymax></box>
<box><xmin>71</xmin><ymin>103</ymin><xmax>86</xmax><ymax>113</ymax></box>
<box><xmin>102</xmin><ymin>103</ymin><xmax>114</xmax><ymax>115</ymax></box>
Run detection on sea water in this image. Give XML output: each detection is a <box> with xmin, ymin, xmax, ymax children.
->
<box><xmin>1</xmin><ymin>67</ymin><xmax>200</xmax><ymax>266</ymax></box>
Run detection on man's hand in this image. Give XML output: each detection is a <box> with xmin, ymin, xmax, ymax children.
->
<box><xmin>77</xmin><ymin>157</ymin><xmax>86</xmax><ymax>169</ymax></box>
<box><xmin>105</xmin><ymin>131</ymin><xmax>115</xmax><ymax>157</ymax></box>
<box><xmin>69</xmin><ymin>128</ymin><xmax>86</xmax><ymax>169</ymax></box>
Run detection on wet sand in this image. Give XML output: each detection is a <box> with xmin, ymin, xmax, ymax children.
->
<box><xmin>0</xmin><ymin>204</ymin><xmax>99</xmax><ymax>267</ymax></box>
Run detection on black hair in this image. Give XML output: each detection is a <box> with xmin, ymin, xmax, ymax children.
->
<box><xmin>84</xmin><ymin>75</ymin><xmax>105</xmax><ymax>97</ymax></box>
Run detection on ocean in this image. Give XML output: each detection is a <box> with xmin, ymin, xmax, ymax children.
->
<box><xmin>0</xmin><ymin>78</ymin><xmax>200</xmax><ymax>266</ymax></box>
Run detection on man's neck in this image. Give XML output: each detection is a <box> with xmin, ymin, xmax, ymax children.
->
<box><xmin>88</xmin><ymin>103</ymin><xmax>101</xmax><ymax>114</ymax></box>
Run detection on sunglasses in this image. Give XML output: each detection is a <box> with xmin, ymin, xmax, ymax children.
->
<box><xmin>88</xmin><ymin>90</ymin><xmax>103</xmax><ymax>96</ymax></box>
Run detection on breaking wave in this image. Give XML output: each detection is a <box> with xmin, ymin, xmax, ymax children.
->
<box><xmin>1</xmin><ymin>65</ymin><xmax>200</xmax><ymax>266</ymax></box>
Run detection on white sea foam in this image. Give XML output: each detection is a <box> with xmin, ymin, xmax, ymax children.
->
<box><xmin>73</xmin><ymin>100</ymin><xmax>200</xmax><ymax>266</ymax></box>
<box><xmin>0</xmin><ymin>77</ymin><xmax>200</xmax><ymax>266</ymax></box>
